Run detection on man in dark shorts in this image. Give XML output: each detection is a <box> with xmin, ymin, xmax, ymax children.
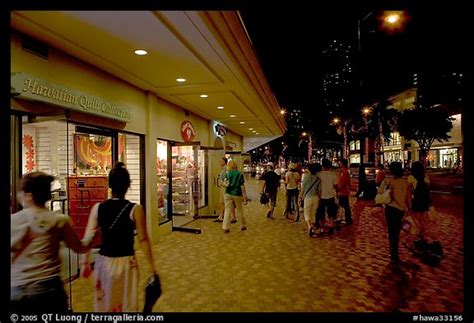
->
<box><xmin>261</xmin><ymin>163</ymin><xmax>281</xmax><ymax>219</ymax></box>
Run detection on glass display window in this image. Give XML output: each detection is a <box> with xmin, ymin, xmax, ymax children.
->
<box><xmin>157</xmin><ymin>140</ymin><xmax>170</xmax><ymax>224</ymax></box>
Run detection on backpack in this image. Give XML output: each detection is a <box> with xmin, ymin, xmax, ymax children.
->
<box><xmin>411</xmin><ymin>179</ymin><xmax>431</xmax><ymax>212</ymax></box>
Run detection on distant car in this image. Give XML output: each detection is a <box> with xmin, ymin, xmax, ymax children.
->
<box><xmin>349</xmin><ymin>163</ymin><xmax>377</xmax><ymax>181</ymax></box>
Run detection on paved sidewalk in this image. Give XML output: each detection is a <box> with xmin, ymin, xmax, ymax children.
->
<box><xmin>69</xmin><ymin>178</ymin><xmax>464</xmax><ymax>312</ymax></box>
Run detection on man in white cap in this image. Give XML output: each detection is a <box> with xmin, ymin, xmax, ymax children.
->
<box><xmin>260</xmin><ymin>162</ymin><xmax>281</xmax><ymax>219</ymax></box>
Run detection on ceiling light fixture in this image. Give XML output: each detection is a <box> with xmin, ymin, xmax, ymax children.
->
<box><xmin>230</xmin><ymin>115</ymin><xmax>236</xmax><ymax>118</ymax></box>
<box><xmin>240</xmin><ymin>121</ymin><xmax>245</xmax><ymax>124</ymax></box>
<box><xmin>134</xmin><ymin>49</ymin><xmax>148</xmax><ymax>55</ymax></box>
<box><xmin>217</xmin><ymin>106</ymin><xmax>224</xmax><ymax>110</ymax></box>
<box><xmin>176</xmin><ymin>78</ymin><xmax>186</xmax><ymax>83</ymax></box>
<box><xmin>249</xmin><ymin>128</ymin><xmax>253</xmax><ymax>130</ymax></box>
<box><xmin>200</xmin><ymin>94</ymin><xmax>208</xmax><ymax>98</ymax></box>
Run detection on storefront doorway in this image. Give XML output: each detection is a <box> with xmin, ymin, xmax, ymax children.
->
<box><xmin>11</xmin><ymin>109</ymin><xmax>144</xmax><ymax>310</ymax></box>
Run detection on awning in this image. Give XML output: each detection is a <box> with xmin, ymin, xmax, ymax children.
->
<box><xmin>243</xmin><ymin>136</ymin><xmax>282</xmax><ymax>153</ymax></box>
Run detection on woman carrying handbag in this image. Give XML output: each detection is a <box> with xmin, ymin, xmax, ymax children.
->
<box><xmin>81</xmin><ymin>162</ymin><xmax>160</xmax><ymax>312</ymax></box>
<box><xmin>377</xmin><ymin>162</ymin><xmax>412</xmax><ymax>271</ymax></box>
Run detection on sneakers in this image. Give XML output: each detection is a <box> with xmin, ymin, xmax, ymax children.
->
<box><xmin>241</xmin><ymin>226</ymin><xmax>247</xmax><ymax>231</ymax></box>
<box><xmin>308</xmin><ymin>228</ymin><xmax>314</xmax><ymax>237</ymax></box>
<box><xmin>223</xmin><ymin>229</ymin><xmax>230</xmax><ymax>233</ymax></box>
<box><xmin>231</xmin><ymin>219</ymin><xmax>237</xmax><ymax>224</ymax></box>
<box><xmin>213</xmin><ymin>219</ymin><xmax>223</xmax><ymax>223</ymax></box>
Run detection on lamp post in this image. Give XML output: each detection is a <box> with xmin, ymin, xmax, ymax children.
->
<box><xmin>332</xmin><ymin>117</ymin><xmax>349</xmax><ymax>160</ymax></box>
<box><xmin>357</xmin><ymin>10</ymin><xmax>406</xmax><ymax>164</ymax></box>
<box><xmin>300</xmin><ymin>132</ymin><xmax>315</xmax><ymax>163</ymax></box>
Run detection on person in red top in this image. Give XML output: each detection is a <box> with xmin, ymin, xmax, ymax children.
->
<box><xmin>337</xmin><ymin>159</ymin><xmax>353</xmax><ymax>225</ymax></box>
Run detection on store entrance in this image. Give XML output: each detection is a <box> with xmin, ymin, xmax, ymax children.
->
<box><xmin>67</xmin><ymin>125</ymin><xmax>116</xmax><ymax>245</ymax></box>
<box><xmin>170</xmin><ymin>142</ymin><xmax>202</xmax><ymax>234</ymax></box>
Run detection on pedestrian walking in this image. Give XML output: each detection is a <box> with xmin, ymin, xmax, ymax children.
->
<box><xmin>337</xmin><ymin>159</ymin><xmax>353</xmax><ymax>225</ymax></box>
<box><xmin>222</xmin><ymin>160</ymin><xmax>248</xmax><ymax>233</ymax></box>
<box><xmin>407</xmin><ymin>161</ymin><xmax>432</xmax><ymax>242</ymax></box>
<box><xmin>377</xmin><ymin>162</ymin><xmax>412</xmax><ymax>270</ymax></box>
<box><xmin>299</xmin><ymin>163</ymin><xmax>322</xmax><ymax>237</ymax></box>
<box><xmin>11</xmin><ymin>172</ymin><xmax>90</xmax><ymax>313</ymax></box>
<box><xmin>80</xmin><ymin>162</ymin><xmax>158</xmax><ymax>312</ymax></box>
<box><xmin>261</xmin><ymin>162</ymin><xmax>281</xmax><ymax>219</ymax></box>
<box><xmin>315</xmin><ymin>158</ymin><xmax>339</xmax><ymax>235</ymax></box>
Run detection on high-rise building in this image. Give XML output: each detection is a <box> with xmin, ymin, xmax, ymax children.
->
<box><xmin>287</xmin><ymin>108</ymin><xmax>304</xmax><ymax>132</ymax></box>
<box><xmin>321</xmin><ymin>39</ymin><xmax>356</xmax><ymax>117</ymax></box>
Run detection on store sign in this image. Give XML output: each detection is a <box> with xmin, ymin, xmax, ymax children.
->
<box><xmin>11</xmin><ymin>72</ymin><xmax>132</xmax><ymax>122</ymax></box>
<box><xmin>214</xmin><ymin>123</ymin><xmax>226</xmax><ymax>137</ymax></box>
<box><xmin>181</xmin><ymin>121</ymin><xmax>196</xmax><ymax>142</ymax></box>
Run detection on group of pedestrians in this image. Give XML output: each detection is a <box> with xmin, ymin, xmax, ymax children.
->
<box><xmin>10</xmin><ymin>155</ymin><xmax>434</xmax><ymax>313</ymax></box>
<box><xmin>11</xmin><ymin>162</ymin><xmax>158</xmax><ymax>313</ymax></box>
<box><xmin>377</xmin><ymin>161</ymin><xmax>432</xmax><ymax>270</ymax></box>
<box><xmin>261</xmin><ymin>158</ymin><xmax>354</xmax><ymax>238</ymax></box>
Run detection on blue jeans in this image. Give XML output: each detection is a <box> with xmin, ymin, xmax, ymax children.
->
<box><xmin>11</xmin><ymin>276</ymin><xmax>69</xmax><ymax>313</ymax></box>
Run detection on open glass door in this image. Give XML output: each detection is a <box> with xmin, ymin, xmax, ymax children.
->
<box><xmin>170</xmin><ymin>142</ymin><xmax>201</xmax><ymax>233</ymax></box>
<box><xmin>199</xmin><ymin>147</ymin><xmax>225</xmax><ymax>218</ymax></box>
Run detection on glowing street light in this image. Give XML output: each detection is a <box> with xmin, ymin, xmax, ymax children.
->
<box><xmin>385</xmin><ymin>14</ymin><xmax>400</xmax><ymax>24</ymax></box>
<box><xmin>333</xmin><ymin>117</ymin><xmax>340</xmax><ymax>124</ymax></box>
<box><xmin>280</xmin><ymin>109</ymin><xmax>286</xmax><ymax>115</ymax></box>
<box><xmin>380</xmin><ymin>11</ymin><xmax>408</xmax><ymax>32</ymax></box>
<box><xmin>302</xmin><ymin>132</ymin><xmax>307</xmax><ymax>136</ymax></box>
<box><xmin>362</xmin><ymin>107</ymin><xmax>371</xmax><ymax>116</ymax></box>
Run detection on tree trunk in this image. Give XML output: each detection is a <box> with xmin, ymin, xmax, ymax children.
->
<box><xmin>420</xmin><ymin>148</ymin><xmax>428</xmax><ymax>168</ymax></box>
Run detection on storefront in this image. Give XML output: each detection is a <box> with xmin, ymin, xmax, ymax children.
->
<box><xmin>10</xmin><ymin>12</ymin><xmax>285</xmax><ymax>308</ymax></box>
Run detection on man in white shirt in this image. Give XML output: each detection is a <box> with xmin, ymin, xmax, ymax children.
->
<box><xmin>315</xmin><ymin>158</ymin><xmax>338</xmax><ymax>235</ymax></box>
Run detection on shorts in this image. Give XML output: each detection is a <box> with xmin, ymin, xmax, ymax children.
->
<box><xmin>267</xmin><ymin>191</ymin><xmax>277</xmax><ymax>207</ymax></box>
<box><xmin>304</xmin><ymin>195</ymin><xmax>319</xmax><ymax>223</ymax></box>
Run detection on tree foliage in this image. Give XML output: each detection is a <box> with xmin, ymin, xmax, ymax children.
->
<box><xmin>397</xmin><ymin>105</ymin><xmax>454</xmax><ymax>162</ymax></box>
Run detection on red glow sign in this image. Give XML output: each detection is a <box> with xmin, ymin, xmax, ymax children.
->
<box><xmin>181</xmin><ymin>121</ymin><xmax>196</xmax><ymax>142</ymax></box>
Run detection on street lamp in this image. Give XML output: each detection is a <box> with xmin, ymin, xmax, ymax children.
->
<box><xmin>357</xmin><ymin>10</ymin><xmax>407</xmax><ymax>163</ymax></box>
<box><xmin>331</xmin><ymin>117</ymin><xmax>349</xmax><ymax>159</ymax></box>
<box><xmin>300</xmin><ymin>132</ymin><xmax>315</xmax><ymax>163</ymax></box>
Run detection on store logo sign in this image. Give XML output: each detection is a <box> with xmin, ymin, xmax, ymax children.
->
<box><xmin>11</xmin><ymin>72</ymin><xmax>132</xmax><ymax>122</ymax></box>
<box><xmin>181</xmin><ymin>121</ymin><xmax>196</xmax><ymax>142</ymax></box>
<box><xmin>214</xmin><ymin>123</ymin><xmax>226</xmax><ymax>137</ymax></box>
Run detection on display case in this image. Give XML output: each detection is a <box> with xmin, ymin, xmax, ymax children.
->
<box><xmin>67</xmin><ymin>175</ymin><xmax>108</xmax><ymax>243</ymax></box>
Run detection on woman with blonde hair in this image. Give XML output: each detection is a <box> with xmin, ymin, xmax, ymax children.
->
<box><xmin>222</xmin><ymin>160</ymin><xmax>248</xmax><ymax>233</ymax></box>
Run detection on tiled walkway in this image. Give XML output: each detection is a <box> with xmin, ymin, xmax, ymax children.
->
<box><xmin>69</xmin><ymin>178</ymin><xmax>463</xmax><ymax>312</ymax></box>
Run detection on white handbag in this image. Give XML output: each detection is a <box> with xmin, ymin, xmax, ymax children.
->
<box><xmin>375</xmin><ymin>181</ymin><xmax>392</xmax><ymax>205</ymax></box>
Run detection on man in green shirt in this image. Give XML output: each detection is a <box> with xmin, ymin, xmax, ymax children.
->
<box><xmin>222</xmin><ymin>160</ymin><xmax>248</xmax><ymax>233</ymax></box>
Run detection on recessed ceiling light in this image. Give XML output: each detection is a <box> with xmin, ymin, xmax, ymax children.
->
<box><xmin>240</xmin><ymin>121</ymin><xmax>245</xmax><ymax>124</ymax></box>
<box><xmin>217</xmin><ymin>106</ymin><xmax>224</xmax><ymax>110</ymax></box>
<box><xmin>176</xmin><ymin>78</ymin><xmax>186</xmax><ymax>83</ymax></box>
<box><xmin>255</xmin><ymin>133</ymin><xmax>259</xmax><ymax>135</ymax></box>
<box><xmin>200</xmin><ymin>94</ymin><xmax>208</xmax><ymax>98</ymax></box>
<box><xmin>230</xmin><ymin>115</ymin><xmax>236</xmax><ymax>118</ymax></box>
<box><xmin>134</xmin><ymin>49</ymin><xmax>148</xmax><ymax>55</ymax></box>
<box><xmin>249</xmin><ymin>128</ymin><xmax>253</xmax><ymax>130</ymax></box>
<box><xmin>252</xmin><ymin>130</ymin><xmax>256</xmax><ymax>133</ymax></box>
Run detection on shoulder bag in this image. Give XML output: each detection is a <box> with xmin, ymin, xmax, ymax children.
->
<box><xmin>375</xmin><ymin>180</ymin><xmax>392</xmax><ymax>205</ymax></box>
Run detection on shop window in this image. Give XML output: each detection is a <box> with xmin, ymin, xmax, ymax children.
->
<box><xmin>118</xmin><ymin>133</ymin><xmax>141</xmax><ymax>204</ymax></box>
<box><xmin>157</xmin><ymin>140</ymin><xmax>169</xmax><ymax>224</ymax></box>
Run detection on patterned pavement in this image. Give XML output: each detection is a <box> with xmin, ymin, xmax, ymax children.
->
<box><xmin>68</xmin><ymin>178</ymin><xmax>464</xmax><ymax>312</ymax></box>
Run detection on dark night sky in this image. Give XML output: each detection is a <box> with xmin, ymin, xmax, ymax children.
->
<box><xmin>240</xmin><ymin>1</ymin><xmax>471</xmax><ymax>114</ymax></box>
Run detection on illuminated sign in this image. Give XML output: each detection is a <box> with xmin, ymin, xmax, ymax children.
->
<box><xmin>214</xmin><ymin>123</ymin><xmax>226</xmax><ymax>137</ymax></box>
<box><xmin>11</xmin><ymin>72</ymin><xmax>131</xmax><ymax>122</ymax></box>
<box><xmin>181</xmin><ymin>121</ymin><xmax>196</xmax><ymax>142</ymax></box>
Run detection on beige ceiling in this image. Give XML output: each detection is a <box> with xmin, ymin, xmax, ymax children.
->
<box><xmin>10</xmin><ymin>10</ymin><xmax>286</xmax><ymax>145</ymax></box>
